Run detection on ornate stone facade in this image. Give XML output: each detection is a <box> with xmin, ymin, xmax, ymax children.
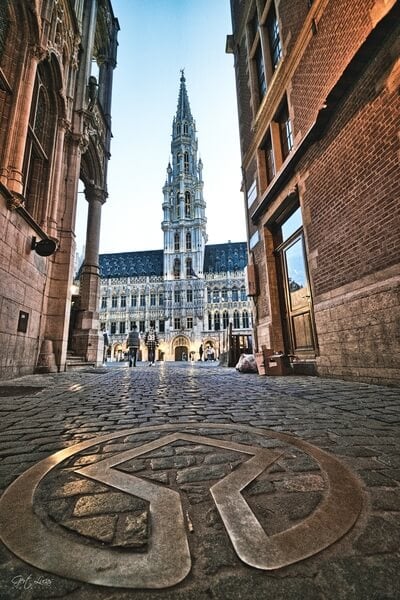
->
<box><xmin>0</xmin><ymin>0</ymin><xmax>119</xmax><ymax>379</ymax></box>
<box><xmin>99</xmin><ymin>74</ymin><xmax>252</xmax><ymax>361</ymax></box>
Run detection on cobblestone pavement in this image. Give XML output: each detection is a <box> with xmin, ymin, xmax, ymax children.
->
<box><xmin>0</xmin><ymin>361</ymin><xmax>399</xmax><ymax>599</ymax></box>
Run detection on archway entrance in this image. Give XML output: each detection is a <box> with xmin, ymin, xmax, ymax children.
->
<box><xmin>172</xmin><ymin>335</ymin><xmax>190</xmax><ymax>361</ymax></box>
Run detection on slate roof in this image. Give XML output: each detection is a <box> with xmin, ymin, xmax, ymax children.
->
<box><xmin>203</xmin><ymin>242</ymin><xmax>248</xmax><ymax>274</ymax></box>
<box><xmin>99</xmin><ymin>242</ymin><xmax>248</xmax><ymax>279</ymax></box>
<box><xmin>99</xmin><ymin>250</ymin><xmax>163</xmax><ymax>278</ymax></box>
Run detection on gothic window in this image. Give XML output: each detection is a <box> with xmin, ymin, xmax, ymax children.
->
<box><xmin>184</xmin><ymin>152</ymin><xmax>189</xmax><ymax>174</ymax></box>
<box><xmin>111</xmin><ymin>296</ymin><xmax>117</xmax><ymax>308</ymax></box>
<box><xmin>187</xmin><ymin>317</ymin><xmax>193</xmax><ymax>329</ymax></box>
<box><xmin>214</xmin><ymin>311</ymin><xmax>221</xmax><ymax>331</ymax></box>
<box><xmin>121</xmin><ymin>295</ymin><xmax>126</xmax><ymax>308</ymax></box>
<box><xmin>207</xmin><ymin>288</ymin><xmax>212</xmax><ymax>303</ymax></box>
<box><xmin>232</xmin><ymin>287</ymin><xmax>239</xmax><ymax>302</ymax></box>
<box><xmin>212</xmin><ymin>288</ymin><xmax>220</xmax><ymax>303</ymax></box>
<box><xmin>233</xmin><ymin>310</ymin><xmax>240</xmax><ymax>329</ymax></box>
<box><xmin>110</xmin><ymin>322</ymin><xmax>116</xmax><ymax>334</ymax></box>
<box><xmin>187</xmin><ymin>289</ymin><xmax>193</xmax><ymax>303</ymax></box>
<box><xmin>101</xmin><ymin>297</ymin><xmax>107</xmax><ymax>309</ymax></box>
<box><xmin>183</xmin><ymin>122</ymin><xmax>188</xmax><ymax>135</ymax></box>
<box><xmin>159</xmin><ymin>319</ymin><xmax>165</xmax><ymax>333</ymax></box>
<box><xmin>150</xmin><ymin>292</ymin><xmax>156</xmax><ymax>306</ymax></box>
<box><xmin>186</xmin><ymin>231</ymin><xmax>192</xmax><ymax>250</ymax></box>
<box><xmin>23</xmin><ymin>67</ymin><xmax>56</xmax><ymax>222</ymax></box>
<box><xmin>208</xmin><ymin>312</ymin><xmax>213</xmax><ymax>330</ymax></box>
<box><xmin>242</xmin><ymin>310</ymin><xmax>250</xmax><ymax>328</ymax></box>
<box><xmin>173</xmin><ymin>258</ymin><xmax>181</xmax><ymax>279</ymax></box>
<box><xmin>139</xmin><ymin>320</ymin><xmax>145</xmax><ymax>332</ymax></box>
<box><xmin>175</xmin><ymin>193</ymin><xmax>180</xmax><ymax>218</ymax></box>
<box><xmin>140</xmin><ymin>293</ymin><xmax>146</xmax><ymax>307</ymax></box>
<box><xmin>159</xmin><ymin>292</ymin><xmax>164</xmax><ymax>306</ymax></box>
<box><xmin>174</xmin><ymin>290</ymin><xmax>181</xmax><ymax>303</ymax></box>
<box><xmin>131</xmin><ymin>294</ymin><xmax>137</xmax><ymax>307</ymax></box>
<box><xmin>174</xmin><ymin>317</ymin><xmax>181</xmax><ymax>330</ymax></box>
<box><xmin>240</xmin><ymin>286</ymin><xmax>247</xmax><ymax>301</ymax></box>
<box><xmin>185</xmin><ymin>191</ymin><xmax>191</xmax><ymax>217</ymax></box>
<box><xmin>119</xmin><ymin>321</ymin><xmax>126</xmax><ymax>334</ymax></box>
<box><xmin>223</xmin><ymin>310</ymin><xmax>229</xmax><ymax>329</ymax></box>
<box><xmin>221</xmin><ymin>288</ymin><xmax>228</xmax><ymax>302</ymax></box>
<box><xmin>130</xmin><ymin>320</ymin><xmax>136</xmax><ymax>330</ymax></box>
<box><xmin>174</xmin><ymin>232</ymin><xmax>180</xmax><ymax>251</ymax></box>
<box><xmin>186</xmin><ymin>257</ymin><xmax>193</xmax><ymax>278</ymax></box>
<box><xmin>176</xmin><ymin>123</ymin><xmax>181</xmax><ymax>136</ymax></box>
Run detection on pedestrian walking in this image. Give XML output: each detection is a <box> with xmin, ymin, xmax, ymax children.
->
<box><xmin>199</xmin><ymin>344</ymin><xmax>203</xmax><ymax>361</ymax></box>
<box><xmin>126</xmin><ymin>324</ymin><xmax>139</xmax><ymax>367</ymax></box>
<box><xmin>103</xmin><ymin>329</ymin><xmax>110</xmax><ymax>363</ymax></box>
<box><xmin>144</xmin><ymin>326</ymin><xmax>159</xmax><ymax>366</ymax></box>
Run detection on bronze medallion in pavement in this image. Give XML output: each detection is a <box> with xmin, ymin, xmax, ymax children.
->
<box><xmin>0</xmin><ymin>423</ymin><xmax>363</xmax><ymax>589</ymax></box>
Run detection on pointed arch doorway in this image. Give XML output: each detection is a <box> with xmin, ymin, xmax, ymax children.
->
<box><xmin>173</xmin><ymin>335</ymin><xmax>190</xmax><ymax>361</ymax></box>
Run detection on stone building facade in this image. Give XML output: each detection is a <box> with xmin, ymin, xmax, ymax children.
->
<box><xmin>0</xmin><ymin>0</ymin><xmax>119</xmax><ymax>379</ymax></box>
<box><xmin>99</xmin><ymin>74</ymin><xmax>252</xmax><ymax>362</ymax></box>
<box><xmin>228</xmin><ymin>0</ymin><xmax>400</xmax><ymax>384</ymax></box>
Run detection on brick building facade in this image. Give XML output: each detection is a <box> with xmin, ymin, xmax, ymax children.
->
<box><xmin>228</xmin><ymin>0</ymin><xmax>399</xmax><ymax>384</ymax></box>
<box><xmin>0</xmin><ymin>0</ymin><xmax>119</xmax><ymax>379</ymax></box>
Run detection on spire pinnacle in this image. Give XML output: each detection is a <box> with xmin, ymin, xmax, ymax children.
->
<box><xmin>176</xmin><ymin>70</ymin><xmax>192</xmax><ymax>122</ymax></box>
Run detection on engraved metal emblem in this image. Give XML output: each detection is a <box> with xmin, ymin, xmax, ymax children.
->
<box><xmin>0</xmin><ymin>423</ymin><xmax>363</xmax><ymax>588</ymax></box>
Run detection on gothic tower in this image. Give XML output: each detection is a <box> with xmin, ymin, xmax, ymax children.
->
<box><xmin>162</xmin><ymin>71</ymin><xmax>207</xmax><ymax>281</ymax></box>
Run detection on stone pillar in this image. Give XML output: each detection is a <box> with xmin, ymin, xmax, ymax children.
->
<box><xmin>73</xmin><ymin>184</ymin><xmax>107</xmax><ymax>364</ymax></box>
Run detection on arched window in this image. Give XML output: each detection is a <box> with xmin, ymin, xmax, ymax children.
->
<box><xmin>173</xmin><ymin>258</ymin><xmax>180</xmax><ymax>280</ymax></box>
<box><xmin>186</xmin><ymin>231</ymin><xmax>192</xmax><ymax>250</ymax></box>
<box><xmin>232</xmin><ymin>287</ymin><xmax>239</xmax><ymax>302</ymax></box>
<box><xmin>233</xmin><ymin>310</ymin><xmax>240</xmax><ymax>329</ymax></box>
<box><xmin>240</xmin><ymin>286</ymin><xmax>247</xmax><ymax>301</ymax></box>
<box><xmin>175</xmin><ymin>194</ymin><xmax>180</xmax><ymax>219</ymax></box>
<box><xmin>223</xmin><ymin>310</ymin><xmax>229</xmax><ymax>329</ymax></box>
<box><xmin>214</xmin><ymin>312</ymin><xmax>220</xmax><ymax>331</ymax></box>
<box><xmin>183</xmin><ymin>122</ymin><xmax>188</xmax><ymax>135</ymax></box>
<box><xmin>186</xmin><ymin>257</ymin><xmax>193</xmax><ymax>278</ymax></box>
<box><xmin>208</xmin><ymin>312</ymin><xmax>213</xmax><ymax>330</ymax></box>
<box><xmin>185</xmin><ymin>191</ymin><xmax>191</xmax><ymax>217</ymax></box>
<box><xmin>174</xmin><ymin>232</ymin><xmax>180</xmax><ymax>251</ymax></box>
<box><xmin>176</xmin><ymin>123</ymin><xmax>181</xmax><ymax>136</ymax></box>
<box><xmin>23</xmin><ymin>67</ymin><xmax>56</xmax><ymax>222</ymax></box>
<box><xmin>242</xmin><ymin>310</ymin><xmax>249</xmax><ymax>328</ymax></box>
<box><xmin>184</xmin><ymin>152</ymin><xmax>189</xmax><ymax>174</ymax></box>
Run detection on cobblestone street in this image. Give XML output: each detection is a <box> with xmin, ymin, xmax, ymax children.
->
<box><xmin>0</xmin><ymin>362</ymin><xmax>399</xmax><ymax>599</ymax></box>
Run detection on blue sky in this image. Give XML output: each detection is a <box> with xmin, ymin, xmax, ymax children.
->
<box><xmin>77</xmin><ymin>0</ymin><xmax>247</xmax><ymax>254</ymax></box>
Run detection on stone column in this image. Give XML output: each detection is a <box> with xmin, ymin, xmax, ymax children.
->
<box><xmin>73</xmin><ymin>184</ymin><xmax>107</xmax><ymax>364</ymax></box>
